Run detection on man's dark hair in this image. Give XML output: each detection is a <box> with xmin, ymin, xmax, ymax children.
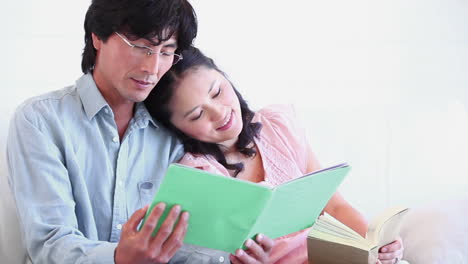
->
<box><xmin>144</xmin><ymin>46</ymin><xmax>262</xmax><ymax>177</ymax></box>
<box><xmin>81</xmin><ymin>0</ymin><xmax>198</xmax><ymax>73</ymax></box>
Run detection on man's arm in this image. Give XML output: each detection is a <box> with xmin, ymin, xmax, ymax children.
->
<box><xmin>7</xmin><ymin>106</ymin><xmax>118</xmax><ymax>263</ymax></box>
<box><xmin>8</xmin><ymin>104</ymin><xmax>196</xmax><ymax>264</ymax></box>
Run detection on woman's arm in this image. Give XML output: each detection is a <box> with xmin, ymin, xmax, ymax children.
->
<box><xmin>323</xmin><ymin>192</ymin><xmax>368</xmax><ymax>237</ymax></box>
<box><xmin>305</xmin><ymin>145</ymin><xmax>368</xmax><ymax>237</ymax></box>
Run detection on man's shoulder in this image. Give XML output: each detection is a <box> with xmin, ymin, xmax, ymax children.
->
<box><xmin>16</xmin><ymin>85</ymin><xmax>78</xmax><ymax>112</ymax></box>
<box><xmin>21</xmin><ymin>84</ymin><xmax>78</xmax><ymax>109</ymax></box>
<box><xmin>12</xmin><ymin>83</ymin><xmax>81</xmax><ymax>126</ymax></box>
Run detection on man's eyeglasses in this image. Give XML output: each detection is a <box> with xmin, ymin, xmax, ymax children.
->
<box><xmin>115</xmin><ymin>32</ymin><xmax>183</xmax><ymax>65</ymax></box>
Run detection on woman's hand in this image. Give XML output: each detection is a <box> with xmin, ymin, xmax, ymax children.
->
<box><xmin>375</xmin><ymin>237</ymin><xmax>404</xmax><ymax>264</ymax></box>
<box><xmin>229</xmin><ymin>234</ymin><xmax>275</xmax><ymax>264</ymax></box>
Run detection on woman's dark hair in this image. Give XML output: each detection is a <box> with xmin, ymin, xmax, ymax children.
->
<box><xmin>82</xmin><ymin>0</ymin><xmax>197</xmax><ymax>73</ymax></box>
<box><xmin>145</xmin><ymin>47</ymin><xmax>262</xmax><ymax>176</ymax></box>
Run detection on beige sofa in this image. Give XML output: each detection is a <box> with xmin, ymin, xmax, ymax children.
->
<box><xmin>400</xmin><ymin>198</ymin><xmax>468</xmax><ymax>264</ymax></box>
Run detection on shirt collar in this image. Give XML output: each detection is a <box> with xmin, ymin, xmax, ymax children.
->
<box><xmin>77</xmin><ymin>73</ymin><xmax>109</xmax><ymax>120</ymax></box>
<box><xmin>134</xmin><ymin>102</ymin><xmax>158</xmax><ymax>128</ymax></box>
<box><xmin>77</xmin><ymin>73</ymin><xmax>159</xmax><ymax>128</ymax></box>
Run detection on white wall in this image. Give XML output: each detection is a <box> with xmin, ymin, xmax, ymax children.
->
<box><xmin>1</xmin><ymin>0</ymin><xmax>468</xmax><ymax>222</ymax></box>
<box><xmin>191</xmin><ymin>0</ymin><xmax>468</xmax><ymax>217</ymax></box>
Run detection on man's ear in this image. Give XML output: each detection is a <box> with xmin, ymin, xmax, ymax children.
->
<box><xmin>91</xmin><ymin>32</ymin><xmax>102</xmax><ymax>50</ymax></box>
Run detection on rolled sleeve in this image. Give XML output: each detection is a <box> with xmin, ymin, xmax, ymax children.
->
<box><xmin>82</xmin><ymin>242</ymin><xmax>118</xmax><ymax>264</ymax></box>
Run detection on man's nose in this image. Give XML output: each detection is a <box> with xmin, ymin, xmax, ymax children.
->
<box><xmin>140</xmin><ymin>53</ymin><xmax>160</xmax><ymax>75</ymax></box>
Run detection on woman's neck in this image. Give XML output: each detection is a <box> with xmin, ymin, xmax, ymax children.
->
<box><xmin>222</xmin><ymin>142</ymin><xmax>255</xmax><ymax>164</ymax></box>
<box><xmin>219</xmin><ymin>138</ymin><xmax>239</xmax><ymax>155</ymax></box>
<box><xmin>227</xmin><ymin>144</ymin><xmax>265</xmax><ymax>183</ymax></box>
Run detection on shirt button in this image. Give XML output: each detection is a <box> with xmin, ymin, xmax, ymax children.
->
<box><xmin>104</xmin><ymin>108</ymin><xmax>109</xmax><ymax>114</ymax></box>
<box><xmin>116</xmin><ymin>224</ymin><xmax>122</xmax><ymax>230</ymax></box>
<box><xmin>218</xmin><ymin>256</ymin><xmax>225</xmax><ymax>262</ymax></box>
<box><xmin>112</xmin><ymin>136</ymin><xmax>119</xmax><ymax>143</ymax></box>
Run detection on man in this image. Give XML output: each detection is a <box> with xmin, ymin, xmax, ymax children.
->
<box><xmin>6</xmin><ymin>0</ymin><xmax>232</xmax><ymax>263</ymax></box>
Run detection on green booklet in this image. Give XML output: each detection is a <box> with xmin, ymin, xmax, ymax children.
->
<box><xmin>142</xmin><ymin>163</ymin><xmax>350</xmax><ymax>253</ymax></box>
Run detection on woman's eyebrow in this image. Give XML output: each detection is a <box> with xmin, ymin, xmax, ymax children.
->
<box><xmin>183</xmin><ymin>78</ymin><xmax>220</xmax><ymax>118</ymax></box>
<box><xmin>207</xmin><ymin>78</ymin><xmax>220</xmax><ymax>94</ymax></box>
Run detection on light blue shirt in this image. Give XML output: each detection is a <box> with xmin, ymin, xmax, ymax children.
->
<box><xmin>6</xmin><ymin>74</ymin><xmax>231</xmax><ymax>264</ymax></box>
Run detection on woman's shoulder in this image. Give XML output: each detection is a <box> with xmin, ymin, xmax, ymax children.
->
<box><xmin>254</xmin><ymin>104</ymin><xmax>311</xmax><ymax>175</ymax></box>
<box><xmin>255</xmin><ymin>104</ymin><xmax>297</xmax><ymax>121</ymax></box>
<box><xmin>254</xmin><ymin>104</ymin><xmax>302</xmax><ymax>135</ymax></box>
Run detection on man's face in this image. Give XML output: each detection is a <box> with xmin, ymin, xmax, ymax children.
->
<box><xmin>91</xmin><ymin>32</ymin><xmax>178</xmax><ymax>104</ymax></box>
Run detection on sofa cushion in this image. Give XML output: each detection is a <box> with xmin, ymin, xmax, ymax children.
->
<box><xmin>400</xmin><ymin>198</ymin><xmax>468</xmax><ymax>264</ymax></box>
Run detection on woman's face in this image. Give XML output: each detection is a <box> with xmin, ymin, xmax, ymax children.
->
<box><xmin>167</xmin><ymin>67</ymin><xmax>243</xmax><ymax>149</ymax></box>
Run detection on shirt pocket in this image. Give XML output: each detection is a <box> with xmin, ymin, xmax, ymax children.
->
<box><xmin>138</xmin><ymin>181</ymin><xmax>155</xmax><ymax>208</ymax></box>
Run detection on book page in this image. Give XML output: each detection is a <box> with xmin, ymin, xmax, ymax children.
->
<box><xmin>309</xmin><ymin>214</ymin><xmax>373</xmax><ymax>250</ymax></box>
<box><xmin>366</xmin><ymin>207</ymin><xmax>409</xmax><ymax>248</ymax></box>
<box><xmin>249</xmin><ymin>165</ymin><xmax>349</xmax><ymax>240</ymax></box>
<box><xmin>317</xmin><ymin>214</ymin><xmax>367</xmax><ymax>242</ymax></box>
<box><xmin>285</xmin><ymin>163</ymin><xmax>349</xmax><ymax>183</ymax></box>
<box><xmin>309</xmin><ymin>229</ymin><xmax>372</xmax><ymax>251</ymax></box>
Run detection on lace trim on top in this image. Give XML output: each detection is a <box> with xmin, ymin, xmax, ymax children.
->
<box><xmin>253</xmin><ymin>110</ymin><xmax>306</xmax><ymax>187</ymax></box>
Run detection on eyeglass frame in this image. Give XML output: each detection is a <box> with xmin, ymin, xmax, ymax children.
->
<box><xmin>114</xmin><ymin>32</ymin><xmax>183</xmax><ymax>65</ymax></box>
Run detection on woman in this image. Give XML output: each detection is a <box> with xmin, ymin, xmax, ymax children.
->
<box><xmin>145</xmin><ymin>47</ymin><xmax>404</xmax><ymax>264</ymax></box>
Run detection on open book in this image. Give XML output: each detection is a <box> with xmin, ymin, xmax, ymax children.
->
<box><xmin>307</xmin><ymin>206</ymin><xmax>409</xmax><ymax>264</ymax></box>
<box><xmin>142</xmin><ymin>163</ymin><xmax>350</xmax><ymax>253</ymax></box>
